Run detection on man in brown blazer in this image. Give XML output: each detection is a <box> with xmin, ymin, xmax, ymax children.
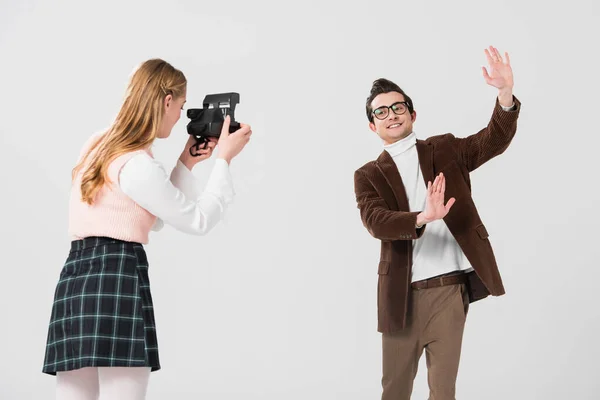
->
<box><xmin>353</xmin><ymin>46</ymin><xmax>521</xmax><ymax>400</ymax></box>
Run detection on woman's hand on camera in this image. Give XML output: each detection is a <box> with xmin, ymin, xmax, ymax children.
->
<box><xmin>179</xmin><ymin>136</ymin><xmax>218</xmax><ymax>170</ymax></box>
<box><xmin>216</xmin><ymin>115</ymin><xmax>252</xmax><ymax>164</ymax></box>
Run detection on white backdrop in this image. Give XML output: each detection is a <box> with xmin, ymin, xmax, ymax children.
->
<box><xmin>1</xmin><ymin>0</ymin><xmax>599</xmax><ymax>398</ymax></box>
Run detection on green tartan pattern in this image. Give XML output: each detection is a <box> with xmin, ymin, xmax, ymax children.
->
<box><xmin>42</xmin><ymin>236</ymin><xmax>160</xmax><ymax>375</ymax></box>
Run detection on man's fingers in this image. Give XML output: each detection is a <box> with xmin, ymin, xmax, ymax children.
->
<box><xmin>490</xmin><ymin>46</ymin><xmax>500</xmax><ymax>62</ymax></box>
<box><xmin>431</xmin><ymin>175</ymin><xmax>439</xmax><ymax>192</ymax></box>
<box><xmin>494</xmin><ymin>46</ymin><xmax>503</xmax><ymax>63</ymax></box>
<box><xmin>445</xmin><ymin>197</ymin><xmax>456</xmax><ymax>211</ymax></box>
<box><xmin>505</xmin><ymin>51</ymin><xmax>510</xmax><ymax>65</ymax></box>
<box><xmin>440</xmin><ymin>173</ymin><xmax>446</xmax><ymax>194</ymax></box>
<box><xmin>484</xmin><ymin>48</ymin><xmax>494</xmax><ymax>65</ymax></box>
<box><xmin>433</xmin><ymin>173</ymin><xmax>443</xmax><ymax>193</ymax></box>
<box><xmin>491</xmin><ymin>46</ymin><xmax>499</xmax><ymax>61</ymax></box>
<box><xmin>482</xmin><ymin>67</ymin><xmax>492</xmax><ymax>83</ymax></box>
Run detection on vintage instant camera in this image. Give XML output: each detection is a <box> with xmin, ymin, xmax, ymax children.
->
<box><xmin>186</xmin><ymin>92</ymin><xmax>241</xmax><ymax>156</ymax></box>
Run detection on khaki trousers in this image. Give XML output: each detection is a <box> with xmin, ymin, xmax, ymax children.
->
<box><xmin>381</xmin><ymin>283</ymin><xmax>470</xmax><ymax>400</ymax></box>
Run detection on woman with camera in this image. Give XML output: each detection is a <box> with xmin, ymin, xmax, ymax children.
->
<box><xmin>41</xmin><ymin>58</ymin><xmax>252</xmax><ymax>399</ymax></box>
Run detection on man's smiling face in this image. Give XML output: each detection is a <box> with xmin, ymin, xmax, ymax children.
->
<box><xmin>368</xmin><ymin>91</ymin><xmax>417</xmax><ymax>145</ymax></box>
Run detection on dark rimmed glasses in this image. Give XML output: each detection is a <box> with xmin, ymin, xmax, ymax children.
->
<box><xmin>372</xmin><ymin>101</ymin><xmax>409</xmax><ymax>120</ymax></box>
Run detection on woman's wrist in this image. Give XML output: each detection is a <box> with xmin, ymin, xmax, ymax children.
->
<box><xmin>179</xmin><ymin>152</ymin><xmax>195</xmax><ymax>171</ymax></box>
<box><xmin>216</xmin><ymin>151</ymin><xmax>231</xmax><ymax>164</ymax></box>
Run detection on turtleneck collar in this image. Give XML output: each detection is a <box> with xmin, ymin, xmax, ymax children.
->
<box><xmin>383</xmin><ymin>132</ymin><xmax>416</xmax><ymax>157</ymax></box>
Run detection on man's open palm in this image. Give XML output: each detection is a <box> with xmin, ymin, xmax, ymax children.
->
<box><xmin>422</xmin><ymin>173</ymin><xmax>455</xmax><ymax>222</ymax></box>
<box><xmin>483</xmin><ymin>45</ymin><xmax>514</xmax><ymax>90</ymax></box>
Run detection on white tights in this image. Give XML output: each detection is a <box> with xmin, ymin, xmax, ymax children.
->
<box><xmin>56</xmin><ymin>367</ymin><xmax>151</xmax><ymax>400</ymax></box>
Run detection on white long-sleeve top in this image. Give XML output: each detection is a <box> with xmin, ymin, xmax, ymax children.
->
<box><xmin>383</xmin><ymin>132</ymin><xmax>473</xmax><ymax>282</ymax></box>
<box><xmin>119</xmin><ymin>154</ymin><xmax>234</xmax><ymax>236</ymax></box>
<box><xmin>68</xmin><ymin>129</ymin><xmax>235</xmax><ymax>244</ymax></box>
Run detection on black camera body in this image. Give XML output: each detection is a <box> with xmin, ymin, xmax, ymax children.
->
<box><xmin>186</xmin><ymin>92</ymin><xmax>241</xmax><ymax>156</ymax></box>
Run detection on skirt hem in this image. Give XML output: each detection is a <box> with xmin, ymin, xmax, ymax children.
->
<box><xmin>42</xmin><ymin>361</ymin><xmax>161</xmax><ymax>376</ymax></box>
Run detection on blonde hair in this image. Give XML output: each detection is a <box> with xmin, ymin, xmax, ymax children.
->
<box><xmin>73</xmin><ymin>58</ymin><xmax>187</xmax><ymax>204</ymax></box>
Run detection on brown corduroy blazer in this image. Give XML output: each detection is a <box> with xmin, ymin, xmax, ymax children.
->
<box><xmin>354</xmin><ymin>97</ymin><xmax>522</xmax><ymax>334</ymax></box>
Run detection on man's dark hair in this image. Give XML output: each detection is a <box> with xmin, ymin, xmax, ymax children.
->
<box><xmin>365</xmin><ymin>78</ymin><xmax>415</xmax><ymax>123</ymax></box>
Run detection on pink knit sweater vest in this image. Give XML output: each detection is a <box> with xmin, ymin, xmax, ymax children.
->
<box><xmin>68</xmin><ymin>133</ymin><xmax>157</xmax><ymax>244</ymax></box>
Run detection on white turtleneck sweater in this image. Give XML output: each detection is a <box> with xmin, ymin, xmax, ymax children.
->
<box><xmin>383</xmin><ymin>132</ymin><xmax>473</xmax><ymax>282</ymax></box>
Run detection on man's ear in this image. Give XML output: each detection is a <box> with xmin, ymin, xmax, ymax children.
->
<box><xmin>369</xmin><ymin>122</ymin><xmax>377</xmax><ymax>133</ymax></box>
<box><xmin>411</xmin><ymin>110</ymin><xmax>417</xmax><ymax>122</ymax></box>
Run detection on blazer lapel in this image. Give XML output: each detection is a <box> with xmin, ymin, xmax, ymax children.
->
<box><xmin>416</xmin><ymin>140</ymin><xmax>435</xmax><ymax>188</ymax></box>
<box><xmin>376</xmin><ymin>150</ymin><xmax>410</xmax><ymax>211</ymax></box>
<box><xmin>375</xmin><ymin>141</ymin><xmax>435</xmax><ymax>212</ymax></box>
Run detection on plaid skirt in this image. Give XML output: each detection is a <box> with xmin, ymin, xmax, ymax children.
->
<box><xmin>42</xmin><ymin>236</ymin><xmax>161</xmax><ymax>375</ymax></box>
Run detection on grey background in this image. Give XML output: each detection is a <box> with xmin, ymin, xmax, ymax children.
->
<box><xmin>1</xmin><ymin>0</ymin><xmax>599</xmax><ymax>398</ymax></box>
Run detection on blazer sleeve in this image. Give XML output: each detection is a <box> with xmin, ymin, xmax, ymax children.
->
<box><xmin>354</xmin><ymin>168</ymin><xmax>426</xmax><ymax>241</ymax></box>
<box><xmin>451</xmin><ymin>96</ymin><xmax>521</xmax><ymax>172</ymax></box>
